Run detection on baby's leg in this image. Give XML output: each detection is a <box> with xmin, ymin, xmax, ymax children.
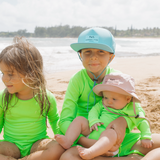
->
<box><xmin>55</xmin><ymin>116</ymin><xmax>91</xmax><ymax>149</ymax></box>
<box><xmin>0</xmin><ymin>141</ymin><xmax>20</xmax><ymax>160</ymax></box>
<box><xmin>19</xmin><ymin>139</ymin><xmax>65</xmax><ymax>160</ymax></box>
<box><xmin>77</xmin><ymin>129</ymin><xmax>117</xmax><ymax>159</ymax></box>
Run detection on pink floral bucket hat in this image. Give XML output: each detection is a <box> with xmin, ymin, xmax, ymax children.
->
<box><xmin>93</xmin><ymin>72</ymin><xmax>140</xmax><ymax>103</ymax></box>
<box><xmin>93</xmin><ymin>73</ymin><xmax>152</xmax><ymax>128</ymax></box>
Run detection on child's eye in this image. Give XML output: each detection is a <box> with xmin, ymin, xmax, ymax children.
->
<box><xmin>84</xmin><ymin>50</ymin><xmax>91</xmax><ymax>55</ymax></box>
<box><xmin>8</xmin><ymin>74</ymin><xmax>13</xmax><ymax>77</ymax></box>
<box><xmin>113</xmin><ymin>98</ymin><xmax>116</xmax><ymax>101</ymax></box>
<box><xmin>104</xmin><ymin>97</ymin><xmax>108</xmax><ymax>99</ymax></box>
<box><xmin>98</xmin><ymin>50</ymin><xmax>105</xmax><ymax>55</ymax></box>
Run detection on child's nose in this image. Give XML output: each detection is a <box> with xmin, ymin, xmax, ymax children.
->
<box><xmin>108</xmin><ymin>99</ymin><xmax>112</xmax><ymax>104</ymax></box>
<box><xmin>2</xmin><ymin>75</ymin><xmax>10</xmax><ymax>83</ymax></box>
<box><xmin>90</xmin><ymin>52</ymin><xmax>97</xmax><ymax>60</ymax></box>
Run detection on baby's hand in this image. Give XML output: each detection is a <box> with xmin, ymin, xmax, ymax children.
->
<box><xmin>90</xmin><ymin>122</ymin><xmax>104</xmax><ymax>131</ymax></box>
<box><xmin>141</xmin><ymin>139</ymin><xmax>153</xmax><ymax>148</ymax></box>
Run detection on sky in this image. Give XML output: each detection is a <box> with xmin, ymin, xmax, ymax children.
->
<box><xmin>0</xmin><ymin>0</ymin><xmax>160</xmax><ymax>33</ymax></box>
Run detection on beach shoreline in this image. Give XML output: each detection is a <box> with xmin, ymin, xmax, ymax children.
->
<box><xmin>0</xmin><ymin>56</ymin><xmax>160</xmax><ymax>139</ymax></box>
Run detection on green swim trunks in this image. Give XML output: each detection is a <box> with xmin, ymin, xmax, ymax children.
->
<box><xmin>0</xmin><ymin>136</ymin><xmax>50</xmax><ymax>158</ymax></box>
<box><xmin>118</xmin><ymin>132</ymin><xmax>144</xmax><ymax>157</ymax></box>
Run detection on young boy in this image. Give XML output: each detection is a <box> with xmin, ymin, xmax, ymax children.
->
<box><xmin>56</xmin><ymin>73</ymin><xmax>152</xmax><ymax>159</ymax></box>
<box><xmin>59</xmin><ymin>27</ymin><xmax>119</xmax><ymax>137</ymax></box>
<box><xmin>59</xmin><ymin>27</ymin><xmax>160</xmax><ymax>160</ymax></box>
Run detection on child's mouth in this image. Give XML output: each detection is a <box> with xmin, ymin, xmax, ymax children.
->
<box><xmin>6</xmin><ymin>85</ymin><xmax>13</xmax><ymax>88</ymax></box>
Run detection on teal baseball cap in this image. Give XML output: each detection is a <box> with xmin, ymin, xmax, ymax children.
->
<box><xmin>70</xmin><ymin>27</ymin><xmax>116</xmax><ymax>54</ymax></box>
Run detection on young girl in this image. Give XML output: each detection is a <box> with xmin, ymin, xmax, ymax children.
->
<box><xmin>0</xmin><ymin>37</ymin><xmax>65</xmax><ymax>160</ymax></box>
<box><xmin>56</xmin><ymin>73</ymin><xmax>152</xmax><ymax>159</ymax></box>
<box><xmin>59</xmin><ymin>27</ymin><xmax>160</xmax><ymax>160</ymax></box>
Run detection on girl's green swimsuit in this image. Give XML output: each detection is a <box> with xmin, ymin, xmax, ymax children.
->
<box><xmin>59</xmin><ymin>66</ymin><xmax>148</xmax><ymax>157</ymax></box>
<box><xmin>0</xmin><ymin>90</ymin><xmax>59</xmax><ymax>158</ymax></box>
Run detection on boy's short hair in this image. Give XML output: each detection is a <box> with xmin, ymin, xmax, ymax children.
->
<box><xmin>78</xmin><ymin>49</ymin><xmax>113</xmax><ymax>55</ymax></box>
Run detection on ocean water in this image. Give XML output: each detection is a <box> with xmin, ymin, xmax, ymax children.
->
<box><xmin>0</xmin><ymin>37</ymin><xmax>160</xmax><ymax>73</ymax></box>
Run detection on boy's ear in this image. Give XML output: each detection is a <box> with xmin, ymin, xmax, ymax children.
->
<box><xmin>109</xmin><ymin>54</ymin><xmax>115</xmax><ymax>62</ymax></box>
<box><xmin>79</xmin><ymin>52</ymin><xmax>82</xmax><ymax>59</ymax></box>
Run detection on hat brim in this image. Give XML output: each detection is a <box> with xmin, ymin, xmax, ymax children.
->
<box><xmin>70</xmin><ymin>43</ymin><xmax>114</xmax><ymax>54</ymax></box>
<box><xmin>93</xmin><ymin>84</ymin><xmax>140</xmax><ymax>103</ymax></box>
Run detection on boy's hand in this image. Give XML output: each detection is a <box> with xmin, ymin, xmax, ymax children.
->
<box><xmin>141</xmin><ymin>139</ymin><xmax>153</xmax><ymax>148</ymax></box>
<box><xmin>90</xmin><ymin>122</ymin><xmax>104</xmax><ymax>131</ymax></box>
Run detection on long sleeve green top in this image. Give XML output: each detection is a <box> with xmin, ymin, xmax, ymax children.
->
<box><xmin>59</xmin><ymin>67</ymin><xmax>134</xmax><ymax>136</ymax></box>
<box><xmin>88</xmin><ymin>100</ymin><xmax>151</xmax><ymax>140</ymax></box>
<box><xmin>0</xmin><ymin>90</ymin><xmax>59</xmax><ymax>143</ymax></box>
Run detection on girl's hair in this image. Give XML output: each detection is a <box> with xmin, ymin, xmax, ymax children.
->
<box><xmin>0</xmin><ymin>37</ymin><xmax>50</xmax><ymax>117</ymax></box>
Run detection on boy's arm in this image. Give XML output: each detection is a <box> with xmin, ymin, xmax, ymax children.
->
<box><xmin>59</xmin><ymin>75</ymin><xmax>81</xmax><ymax>135</ymax></box>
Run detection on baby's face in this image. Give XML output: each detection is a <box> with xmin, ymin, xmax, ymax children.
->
<box><xmin>102</xmin><ymin>91</ymin><xmax>131</xmax><ymax>110</ymax></box>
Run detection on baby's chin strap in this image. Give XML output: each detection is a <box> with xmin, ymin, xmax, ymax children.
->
<box><xmin>103</xmin><ymin>97</ymin><xmax>151</xmax><ymax>131</ymax></box>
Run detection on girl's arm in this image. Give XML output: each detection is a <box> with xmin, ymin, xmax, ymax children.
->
<box><xmin>0</xmin><ymin>91</ymin><xmax>4</xmax><ymax>133</ymax></box>
<box><xmin>47</xmin><ymin>90</ymin><xmax>60</xmax><ymax>135</ymax></box>
<box><xmin>0</xmin><ymin>105</ymin><xmax>4</xmax><ymax>133</ymax></box>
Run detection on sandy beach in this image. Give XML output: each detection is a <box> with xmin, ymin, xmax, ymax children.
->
<box><xmin>0</xmin><ymin>56</ymin><xmax>160</xmax><ymax>139</ymax></box>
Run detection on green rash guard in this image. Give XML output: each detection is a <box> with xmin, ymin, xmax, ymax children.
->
<box><xmin>0</xmin><ymin>89</ymin><xmax>59</xmax><ymax>157</ymax></box>
<box><xmin>59</xmin><ymin>67</ymin><xmax>133</xmax><ymax>139</ymax></box>
<box><xmin>88</xmin><ymin>100</ymin><xmax>151</xmax><ymax>141</ymax></box>
<box><xmin>59</xmin><ymin>66</ymin><xmax>148</xmax><ymax>157</ymax></box>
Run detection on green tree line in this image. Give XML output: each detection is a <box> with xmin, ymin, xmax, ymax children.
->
<box><xmin>0</xmin><ymin>25</ymin><xmax>160</xmax><ymax>37</ymax></box>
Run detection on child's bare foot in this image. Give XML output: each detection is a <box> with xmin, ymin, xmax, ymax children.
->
<box><xmin>77</xmin><ymin>146</ymin><xmax>94</xmax><ymax>159</ymax></box>
<box><xmin>54</xmin><ymin>134</ymin><xmax>72</xmax><ymax>149</ymax></box>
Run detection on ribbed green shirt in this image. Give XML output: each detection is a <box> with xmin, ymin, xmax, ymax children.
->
<box><xmin>88</xmin><ymin>100</ymin><xmax>151</xmax><ymax>140</ymax></box>
<box><xmin>59</xmin><ymin>67</ymin><xmax>122</xmax><ymax>134</ymax></box>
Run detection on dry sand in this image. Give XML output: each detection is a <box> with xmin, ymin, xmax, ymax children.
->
<box><xmin>0</xmin><ymin>56</ymin><xmax>160</xmax><ymax>139</ymax></box>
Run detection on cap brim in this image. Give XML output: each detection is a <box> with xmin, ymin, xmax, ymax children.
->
<box><xmin>70</xmin><ymin>43</ymin><xmax>114</xmax><ymax>53</ymax></box>
<box><xmin>93</xmin><ymin>84</ymin><xmax>140</xmax><ymax>103</ymax></box>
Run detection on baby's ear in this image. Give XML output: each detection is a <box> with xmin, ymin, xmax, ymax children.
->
<box><xmin>126</xmin><ymin>96</ymin><xmax>132</xmax><ymax>103</ymax></box>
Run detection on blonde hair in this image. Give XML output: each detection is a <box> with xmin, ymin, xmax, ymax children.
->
<box><xmin>0</xmin><ymin>37</ymin><xmax>50</xmax><ymax>116</ymax></box>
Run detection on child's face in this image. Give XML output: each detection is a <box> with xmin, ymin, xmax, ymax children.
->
<box><xmin>102</xmin><ymin>91</ymin><xmax>131</xmax><ymax>110</ymax></box>
<box><xmin>79</xmin><ymin>49</ymin><xmax>114</xmax><ymax>77</ymax></box>
<box><xmin>0</xmin><ymin>61</ymin><xmax>33</xmax><ymax>99</ymax></box>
